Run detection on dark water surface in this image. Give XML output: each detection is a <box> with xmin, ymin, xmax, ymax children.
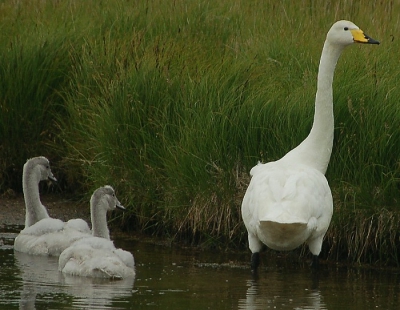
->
<box><xmin>1</xmin><ymin>226</ymin><xmax>400</xmax><ymax>309</ymax></box>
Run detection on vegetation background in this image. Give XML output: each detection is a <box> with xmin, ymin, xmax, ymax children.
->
<box><xmin>0</xmin><ymin>0</ymin><xmax>399</xmax><ymax>266</ymax></box>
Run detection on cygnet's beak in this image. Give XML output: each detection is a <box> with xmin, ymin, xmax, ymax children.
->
<box><xmin>48</xmin><ymin>173</ymin><xmax>57</xmax><ymax>182</ymax></box>
<box><xmin>116</xmin><ymin>201</ymin><xmax>125</xmax><ymax>211</ymax></box>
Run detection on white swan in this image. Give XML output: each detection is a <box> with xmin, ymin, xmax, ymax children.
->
<box><xmin>241</xmin><ymin>20</ymin><xmax>379</xmax><ymax>272</ymax></box>
<box><xmin>59</xmin><ymin>186</ymin><xmax>135</xmax><ymax>279</ymax></box>
<box><xmin>14</xmin><ymin>157</ymin><xmax>91</xmax><ymax>256</ymax></box>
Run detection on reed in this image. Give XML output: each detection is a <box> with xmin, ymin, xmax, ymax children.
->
<box><xmin>0</xmin><ymin>0</ymin><xmax>399</xmax><ymax>264</ymax></box>
<box><xmin>0</xmin><ymin>1</ymin><xmax>78</xmax><ymax>190</ymax></box>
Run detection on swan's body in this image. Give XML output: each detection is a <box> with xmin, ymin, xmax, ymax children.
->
<box><xmin>241</xmin><ymin>21</ymin><xmax>379</xmax><ymax>272</ymax></box>
<box><xmin>14</xmin><ymin>157</ymin><xmax>91</xmax><ymax>256</ymax></box>
<box><xmin>59</xmin><ymin>186</ymin><xmax>135</xmax><ymax>279</ymax></box>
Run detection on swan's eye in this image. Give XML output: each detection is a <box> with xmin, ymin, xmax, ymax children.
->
<box><xmin>46</xmin><ymin>165</ymin><xmax>50</xmax><ymax>169</ymax></box>
<box><xmin>344</xmin><ymin>27</ymin><xmax>349</xmax><ymax>31</ymax></box>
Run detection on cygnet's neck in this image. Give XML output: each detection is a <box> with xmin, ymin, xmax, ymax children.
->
<box><xmin>23</xmin><ymin>165</ymin><xmax>50</xmax><ymax>227</ymax></box>
<box><xmin>282</xmin><ymin>40</ymin><xmax>345</xmax><ymax>174</ymax></box>
<box><xmin>91</xmin><ymin>201</ymin><xmax>110</xmax><ymax>240</ymax></box>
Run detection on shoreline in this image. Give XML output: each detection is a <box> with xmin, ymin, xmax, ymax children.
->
<box><xmin>0</xmin><ymin>193</ymin><xmax>90</xmax><ymax>228</ymax></box>
<box><xmin>3</xmin><ymin>193</ymin><xmax>400</xmax><ymax>272</ymax></box>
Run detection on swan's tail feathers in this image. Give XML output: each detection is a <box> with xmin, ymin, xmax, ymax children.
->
<box><xmin>259</xmin><ymin>214</ymin><xmax>318</xmax><ymax>233</ymax></box>
<box><xmin>257</xmin><ymin>220</ymin><xmax>311</xmax><ymax>251</ymax></box>
<box><xmin>259</xmin><ymin>220</ymin><xmax>308</xmax><ymax>236</ymax></box>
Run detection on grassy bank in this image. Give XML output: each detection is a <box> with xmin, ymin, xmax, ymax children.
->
<box><xmin>0</xmin><ymin>0</ymin><xmax>399</xmax><ymax>265</ymax></box>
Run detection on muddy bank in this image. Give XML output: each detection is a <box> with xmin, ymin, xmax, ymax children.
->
<box><xmin>0</xmin><ymin>193</ymin><xmax>172</xmax><ymax>248</ymax></box>
<box><xmin>0</xmin><ymin>194</ymin><xmax>90</xmax><ymax>228</ymax></box>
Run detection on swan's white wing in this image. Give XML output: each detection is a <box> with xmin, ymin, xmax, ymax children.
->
<box><xmin>15</xmin><ymin>229</ymin><xmax>90</xmax><ymax>256</ymax></box>
<box><xmin>14</xmin><ymin>218</ymin><xmax>91</xmax><ymax>256</ymax></box>
<box><xmin>19</xmin><ymin>218</ymin><xmax>64</xmax><ymax>236</ymax></box>
<box><xmin>243</xmin><ymin>162</ymin><xmax>332</xmax><ymax>223</ymax></box>
<box><xmin>113</xmin><ymin>248</ymin><xmax>135</xmax><ymax>269</ymax></box>
<box><xmin>65</xmin><ymin>219</ymin><xmax>91</xmax><ymax>234</ymax></box>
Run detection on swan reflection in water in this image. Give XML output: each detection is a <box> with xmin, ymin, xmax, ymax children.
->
<box><xmin>15</xmin><ymin>251</ymin><xmax>135</xmax><ymax>309</ymax></box>
<box><xmin>238</xmin><ymin>276</ymin><xmax>325</xmax><ymax>310</ymax></box>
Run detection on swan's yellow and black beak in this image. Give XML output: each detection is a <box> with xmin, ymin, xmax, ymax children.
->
<box><xmin>351</xmin><ymin>29</ymin><xmax>380</xmax><ymax>44</ymax></box>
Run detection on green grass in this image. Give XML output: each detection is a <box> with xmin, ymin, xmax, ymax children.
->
<box><xmin>0</xmin><ymin>0</ymin><xmax>399</xmax><ymax>264</ymax></box>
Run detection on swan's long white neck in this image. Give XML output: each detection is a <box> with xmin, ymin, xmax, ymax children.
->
<box><xmin>23</xmin><ymin>165</ymin><xmax>50</xmax><ymax>227</ymax></box>
<box><xmin>91</xmin><ymin>199</ymin><xmax>110</xmax><ymax>240</ymax></box>
<box><xmin>282</xmin><ymin>40</ymin><xmax>345</xmax><ymax>174</ymax></box>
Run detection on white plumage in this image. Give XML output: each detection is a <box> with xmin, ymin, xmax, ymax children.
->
<box><xmin>241</xmin><ymin>20</ymin><xmax>379</xmax><ymax>272</ymax></box>
<box><xmin>14</xmin><ymin>157</ymin><xmax>91</xmax><ymax>256</ymax></box>
<box><xmin>59</xmin><ymin>186</ymin><xmax>135</xmax><ymax>279</ymax></box>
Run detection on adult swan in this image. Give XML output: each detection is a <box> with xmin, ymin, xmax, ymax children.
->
<box><xmin>241</xmin><ymin>20</ymin><xmax>379</xmax><ymax>273</ymax></box>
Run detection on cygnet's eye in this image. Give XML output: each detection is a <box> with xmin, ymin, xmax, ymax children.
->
<box><xmin>344</xmin><ymin>27</ymin><xmax>349</xmax><ymax>31</ymax></box>
<box><xmin>46</xmin><ymin>165</ymin><xmax>50</xmax><ymax>169</ymax></box>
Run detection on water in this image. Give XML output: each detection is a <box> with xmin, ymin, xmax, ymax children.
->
<box><xmin>1</xmin><ymin>226</ymin><xmax>400</xmax><ymax>309</ymax></box>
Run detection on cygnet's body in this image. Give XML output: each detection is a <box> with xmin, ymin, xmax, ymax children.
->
<box><xmin>59</xmin><ymin>186</ymin><xmax>135</xmax><ymax>279</ymax></box>
<box><xmin>14</xmin><ymin>157</ymin><xmax>91</xmax><ymax>256</ymax></box>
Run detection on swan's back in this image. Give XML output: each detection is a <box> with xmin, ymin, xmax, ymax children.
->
<box><xmin>14</xmin><ymin>218</ymin><xmax>91</xmax><ymax>256</ymax></box>
<box><xmin>19</xmin><ymin>218</ymin><xmax>65</xmax><ymax>236</ymax></box>
<box><xmin>59</xmin><ymin>236</ymin><xmax>135</xmax><ymax>279</ymax></box>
